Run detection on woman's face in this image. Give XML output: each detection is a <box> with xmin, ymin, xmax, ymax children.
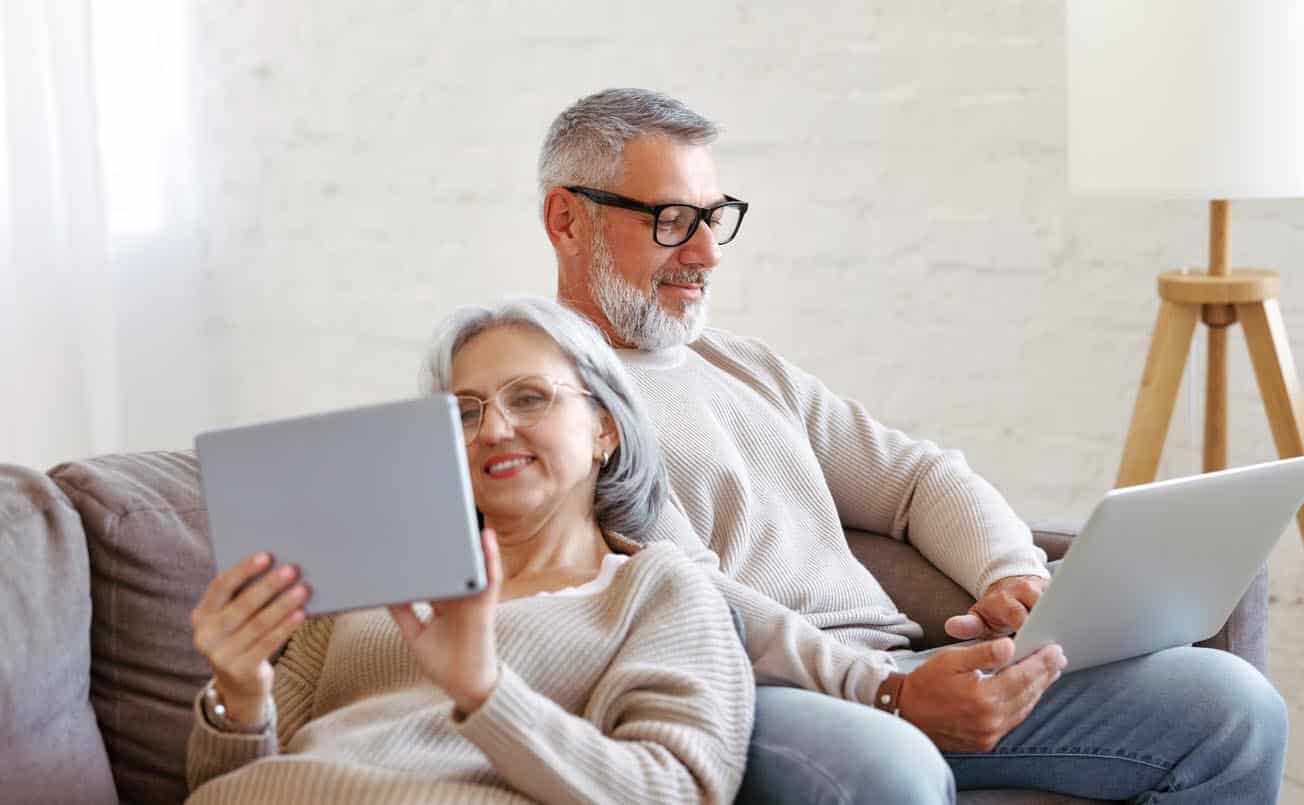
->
<box><xmin>450</xmin><ymin>324</ymin><xmax>614</xmax><ymax>534</ymax></box>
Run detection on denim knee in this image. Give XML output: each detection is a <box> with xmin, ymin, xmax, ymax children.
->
<box><xmin>1204</xmin><ymin>650</ymin><xmax>1289</xmax><ymax>752</ymax></box>
<box><xmin>838</xmin><ymin>716</ymin><xmax>955</xmax><ymax>805</ymax></box>
<box><xmin>1143</xmin><ymin>647</ymin><xmax>1288</xmax><ymax>777</ymax></box>
<box><xmin>743</xmin><ymin>716</ymin><xmax>953</xmax><ymax>805</ymax></box>
<box><xmin>740</xmin><ymin>687</ymin><xmax>954</xmax><ymax>805</ymax></box>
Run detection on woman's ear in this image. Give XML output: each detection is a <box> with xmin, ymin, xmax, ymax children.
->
<box><xmin>595</xmin><ymin>408</ymin><xmax>620</xmax><ymax>462</ymax></box>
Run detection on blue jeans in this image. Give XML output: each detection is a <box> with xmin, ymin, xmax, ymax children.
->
<box><xmin>736</xmin><ymin>647</ymin><xmax>1286</xmax><ymax>804</ymax></box>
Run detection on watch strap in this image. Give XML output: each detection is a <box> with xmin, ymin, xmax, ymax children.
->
<box><xmin>873</xmin><ymin>671</ymin><xmax>908</xmax><ymax>716</ymax></box>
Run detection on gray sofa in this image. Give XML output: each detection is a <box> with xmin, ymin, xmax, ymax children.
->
<box><xmin>0</xmin><ymin>451</ymin><xmax>1268</xmax><ymax>804</ymax></box>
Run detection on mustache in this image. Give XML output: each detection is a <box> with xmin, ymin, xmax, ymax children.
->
<box><xmin>654</xmin><ymin>269</ymin><xmax>710</xmax><ymax>288</ymax></box>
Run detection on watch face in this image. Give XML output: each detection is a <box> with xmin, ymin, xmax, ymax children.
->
<box><xmin>203</xmin><ymin>682</ymin><xmax>222</xmax><ymax>712</ymax></box>
<box><xmin>203</xmin><ymin>683</ymin><xmax>269</xmax><ymax>734</ymax></box>
<box><xmin>204</xmin><ymin>683</ymin><xmax>228</xmax><ymax>720</ymax></box>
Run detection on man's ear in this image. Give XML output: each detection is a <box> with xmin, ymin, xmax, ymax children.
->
<box><xmin>544</xmin><ymin>187</ymin><xmax>586</xmax><ymax>257</ymax></box>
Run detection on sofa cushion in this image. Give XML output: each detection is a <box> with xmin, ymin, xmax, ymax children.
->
<box><xmin>51</xmin><ymin>452</ymin><xmax>216</xmax><ymax>805</ymax></box>
<box><xmin>0</xmin><ymin>465</ymin><xmax>117</xmax><ymax>804</ymax></box>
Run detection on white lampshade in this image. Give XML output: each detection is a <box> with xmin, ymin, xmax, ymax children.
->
<box><xmin>1067</xmin><ymin>0</ymin><xmax>1304</xmax><ymax>199</ymax></box>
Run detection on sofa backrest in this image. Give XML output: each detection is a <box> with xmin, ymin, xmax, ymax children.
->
<box><xmin>50</xmin><ymin>452</ymin><xmax>216</xmax><ymax>805</ymax></box>
<box><xmin>0</xmin><ymin>464</ymin><xmax>117</xmax><ymax>805</ymax></box>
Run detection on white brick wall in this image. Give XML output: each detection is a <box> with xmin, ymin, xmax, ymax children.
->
<box><xmin>178</xmin><ymin>3</ymin><xmax>1304</xmax><ymax>794</ymax></box>
<box><xmin>184</xmin><ymin>0</ymin><xmax>1304</xmax><ymax>515</ymax></box>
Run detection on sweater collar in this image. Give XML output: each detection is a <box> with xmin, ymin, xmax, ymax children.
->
<box><xmin>614</xmin><ymin>344</ymin><xmax>688</xmax><ymax>370</ymax></box>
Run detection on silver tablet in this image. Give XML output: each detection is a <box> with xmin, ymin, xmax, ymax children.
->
<box><xmin>196</xmin><ymin>395</ymin><xmax>486</xmax><ymax>615</ymax></box>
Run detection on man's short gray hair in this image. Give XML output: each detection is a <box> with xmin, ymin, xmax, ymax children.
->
<box><xmin>538</xmin><ymin>88</ymin><xmax>718</xmax><ymax>208</ymax></box>
<box><xmin>419</xmin><ymin>297</ymin><xmax>670</xmax><ymax>541</ymax></box>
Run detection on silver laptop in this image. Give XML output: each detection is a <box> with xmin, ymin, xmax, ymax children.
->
<box><xmin>196</xmin><ymin>396</ymin><xmax>486</xmax><ymax>615</ymax></box>
<box><xmin>897</xmin><ymin>456</ymin><xmax>1304</xmax><ymax>674</ymax></box>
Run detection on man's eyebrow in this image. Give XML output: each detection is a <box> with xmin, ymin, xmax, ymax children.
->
<box><xmin>649</xmin><ymin>194</ymin><xmax>729</xmax><ymax>207</ymax></box>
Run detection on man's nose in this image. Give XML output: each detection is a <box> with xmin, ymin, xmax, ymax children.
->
<box><xmin>678</xmin><ymin>217</ymin><xmax>722</xmax><ymax>269</ymax></box>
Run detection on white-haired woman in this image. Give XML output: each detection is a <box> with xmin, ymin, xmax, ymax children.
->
<box><xmin>185</xmin><ymin>298</ymin><xmax>754</xmax><ymax>804</ymax></box>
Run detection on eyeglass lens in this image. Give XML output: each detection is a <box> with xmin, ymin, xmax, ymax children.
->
<box><xmin>457</xmin><ymin>376</ymin><xmax>558</xmax><ymax>441</ymax></box>
<box><xmin>655</xmin><ymin>204</ymin><xmax>744</xmax><ymax>247</ymax></box>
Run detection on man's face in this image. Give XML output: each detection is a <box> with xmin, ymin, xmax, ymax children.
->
<box><xmin>583</xmin><ymin>135</ymin><xmax>726</xmax><ymax>350</ymax></box>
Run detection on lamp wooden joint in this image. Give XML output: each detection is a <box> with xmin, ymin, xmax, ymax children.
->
<box><xmin>1116</xmin><ymin>202</ymin><xmax>1304</xmax><ymax>544</ymax></box>
<box><xmin>1158</xmin><ymin>270</ymin><xmax>1278</xmax><ymax>306</ymax></box>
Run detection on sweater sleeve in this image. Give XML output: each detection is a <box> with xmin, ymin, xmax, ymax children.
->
<box><xmin>647</xmin><ymin>488</ymin><xmax>895</xmax><ymax>702</ymax></box>
<box><xmin>457</xmin><ymin>546</ymin><xmax>753</xmax><ymax>805</ymax></box>
<box><xmin>185</xmin><ymin>614</ymin><xmax>335</xmax><ymax>792</ymax></box>
<box><xmin>271</xmin><ymin>613</ymin><xmax>336</xmax><ymax>747</ymax></box>
<box><xmin>711</xmin><ymin>331</ymin><xmax>1048</xmax><ymax>598</ymax></box>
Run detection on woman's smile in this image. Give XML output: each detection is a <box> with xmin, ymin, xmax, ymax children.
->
<box><xmin>484</xmin><ymin>453</ymin><xmax>536</xmax><ymax>479</ymax></box>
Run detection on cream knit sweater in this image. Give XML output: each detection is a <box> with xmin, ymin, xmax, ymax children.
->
<box><xmin>621</xmin><ymin>328</ymin><xmax>1049</xmax><ymax>687</ymax></box>
<box><xmin>185</xmin><ymin>542</ymin><xmax>753</xmax><ymax>805</ymax></box>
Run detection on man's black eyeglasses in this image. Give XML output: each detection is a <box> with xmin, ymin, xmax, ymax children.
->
<box><xmin>566</xmin><ymin>186</ymin><xmax>749</xmax><ymax>247</ymax></box>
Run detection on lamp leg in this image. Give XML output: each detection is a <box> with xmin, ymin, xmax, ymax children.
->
<box><xmin>1117</xmin><ymin>300</ymin><xmax>1200</xmax><ymax>488</ymax></box>
<box><xmin>1237</xmin><ymin>299</ymin><xmax>1304</xmax><ymax>541</ymax></box>
<box><xmin>1204</xmin><ymin>325</ymin><xmax>1228</xmax><ymax>472</ymax></box>
<box><xmin>1203</xmin><ymin>199</ymin><xmax>1232</xmax><ymax>474</ymax></box>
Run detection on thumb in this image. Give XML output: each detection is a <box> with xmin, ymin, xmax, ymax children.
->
<box><xmin>481</xmin><ymin>528</ymin><xmax>502</xmax><ymax>595</ymax></box>
<box><xmin>945</xmin><ymin>612</ymin><xmax>987</xmax><ymax>640</ymax></box>
<box><xmin>949</xmin><ymin>638</ymin><xmax>1015</xmax><ymax>673</ymax></box>
<box><xmin>387</xmin><ymin>603</ymin><xmax>422</xmax><ymax>643</ymax></box>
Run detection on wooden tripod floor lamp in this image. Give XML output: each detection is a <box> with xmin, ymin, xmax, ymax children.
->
<box><xmin>1067</xmin><ymin>0</ymin><xmax>1304</xmax><ymax>543</ymax></box>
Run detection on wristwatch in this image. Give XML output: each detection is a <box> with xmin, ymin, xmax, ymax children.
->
<box><xmin>201</xmin><ymin>681</ymin><xmax>272</xmax><ymax>734</ymax></box>
<box><xmin>873</xmin><ymin>672</ymin><xmax>908</xmax><ymax>717</ymax></box>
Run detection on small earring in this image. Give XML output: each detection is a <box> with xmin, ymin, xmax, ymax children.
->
<box><xmin>600</xmin><ymin>450</ymin><xmax>610</xmax><ymax>467</ymax></box>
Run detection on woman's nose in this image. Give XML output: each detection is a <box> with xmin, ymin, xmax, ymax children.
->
<box><xmin>475</xmin><ymin>401</ymin><xmax>514</xmax><ymax>443</ymax></box>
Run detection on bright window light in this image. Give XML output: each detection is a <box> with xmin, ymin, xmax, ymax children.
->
<box><xmin>91</xmin><ymin>0</ymin><xmax>192</xmax><ymax>237</ymax></box>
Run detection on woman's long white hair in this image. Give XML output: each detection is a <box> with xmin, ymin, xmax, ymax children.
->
<box><xmin>419</xmin><ymin>297</ymin><xmax>669</xmax><ymax>541</ymax></box>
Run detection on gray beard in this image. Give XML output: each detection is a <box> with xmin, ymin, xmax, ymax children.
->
<box><xmin>590</xmin><ymin>227</ymin><xmax>709</xmax><ymax>351</ymax></box>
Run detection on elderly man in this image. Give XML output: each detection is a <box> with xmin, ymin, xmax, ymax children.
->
<box><xmin>538</xmin><ymin>88</ymin><xmax>1287</xmax><ymax>803</ymax></box>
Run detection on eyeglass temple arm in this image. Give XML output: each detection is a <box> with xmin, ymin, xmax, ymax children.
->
<box><xmin>567</xmin><ymin>187</ymin><xmax>656</xmax><ymax>216</ymax></box>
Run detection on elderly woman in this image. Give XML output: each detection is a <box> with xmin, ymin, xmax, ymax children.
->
<box><xmin>185</xmin><ymin>298</ymin><xmax>754</xmax><ymax>804</ymax></box>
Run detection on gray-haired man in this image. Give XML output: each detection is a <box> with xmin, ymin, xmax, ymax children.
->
<box><xmin>540</xmin><ymin>88</ymin><xmax>1287</xmax><ymax>803</ymax></box>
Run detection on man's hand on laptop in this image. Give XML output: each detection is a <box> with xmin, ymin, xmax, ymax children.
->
<box><xmin>944</xmin><ymin>575</ymin><xmax>1047</xmax><ymax>640</ymax></box>
<box><xmin>898</xmin><ymin>638</ymin><xmax>1066</xmax><ymax>752</ymax></box>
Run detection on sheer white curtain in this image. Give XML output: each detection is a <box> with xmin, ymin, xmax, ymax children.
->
<box><xmin>1</xmin><ymin>0</ymin><xmax>208</xmax><ymax>470</ymax></box>
<box><xmin>1</xmin><ymin>0</ymin><xmax>120</xmax><ymax>469</ymax></box>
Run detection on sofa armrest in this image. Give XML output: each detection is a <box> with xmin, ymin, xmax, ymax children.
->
<box><xmin>843</xmin><ymin>519</ymin><xmax>1266</xmax><ymax>669</ymax></box>
<box><xmin>1196</xmin><ymin>565</ymin><xmax>1268</xmax><ymax>672</ymax></box>
<box><xmin>1023</xmin><ymin>518</ymin><xmax>1079</xmax><ymax>563</ymax></box>
<box><xmin>0</xmin><ymin>465</ymin><xmax>118</xmax><ymax>805</ymax></box>
<box><xmin>845</xmin><ymin>521</ymin><xmax>1078</xmax><ymax>650</ymax></box>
